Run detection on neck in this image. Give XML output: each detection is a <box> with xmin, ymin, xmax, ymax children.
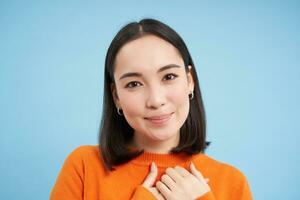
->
<box><xmin>130</xmin><ymin>131</ymin><xmax>180</xmax><ymax>154</ymax></box>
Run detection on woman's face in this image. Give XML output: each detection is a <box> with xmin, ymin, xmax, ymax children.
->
<box><xmin>112</xmin><ymin>35</ymin><xmax>194</xmax><ymax>151</ymax></box>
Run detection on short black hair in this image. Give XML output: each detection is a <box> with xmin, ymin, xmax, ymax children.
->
<box><xmin>99</xmin><ymin>18</ymin><xmax>209</xmax><ymax>171</ymax></box>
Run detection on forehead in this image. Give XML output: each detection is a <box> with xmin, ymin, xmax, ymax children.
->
<box><xmin>114</xmin><ymin>35</ymin><xmax>184</xmax><ymax>75</ymax></box>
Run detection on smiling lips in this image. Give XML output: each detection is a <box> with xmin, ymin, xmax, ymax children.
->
<box><xmin>145</xmin><ymin>112</ymin><xmax>174</xmax><ymax>125</ymax></box>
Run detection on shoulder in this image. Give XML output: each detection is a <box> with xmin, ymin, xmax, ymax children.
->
<box><xmin>193</xmin><ymin>153</ymin><xmax>248</xmax><ymax>182</ymax></box>
<box><xmin>69</xmin><ymin>145</ymin><xmax>100</xmax><ymax>156</ymax></box>
<box><xmin>65</xmin><ymin>145</ymin><xmax>101</xmax><ymax>163</ymax></box>
<box><xmin>192</xmin><ymin>154</ymin><xmax>253</xmax><ymax>198</ymax></box>
<box><xmin>57</xmin><ymin>145</ymin><xmax>110</xmax><ymax>179</ymax></box>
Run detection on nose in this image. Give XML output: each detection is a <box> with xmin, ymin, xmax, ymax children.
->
<box><xmin>145</xmin><ymin>85</ymin><xmax>166</xmax><ymax>109</ymax></box>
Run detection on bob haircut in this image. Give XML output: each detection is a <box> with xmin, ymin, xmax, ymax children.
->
<box><xmin>99</xmin><ymin>18</ymin><xmax>209</xmax><ymax>171</ymax></box>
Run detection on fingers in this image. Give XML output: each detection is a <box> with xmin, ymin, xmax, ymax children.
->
<box><xmin>190</xmin><ymin>162</ymin><xmax>207</xmax><ymax>183</ymax></box>
<box><xmin>156</xmin><ymin>181</ymin><xmax>171</xmax><ymax>199</ymax></box>
<box><xmin>161</xmin><ymin>174</ymin><xmax>177</xmax><ymax>191</ymax></box>
<box><xmin>142</xmin><ymin>162</ymin><xmax>158</xmax><ymax>187</ymax></box>
<box><xmin>165</xmin><ymin>167</ymin><xmax>183</xmax><ymax>183</ymax></box>
<box><xmin>174</xmin><ymin>165</ymin><xmax>190</xmax><ymax>177</ymax></box>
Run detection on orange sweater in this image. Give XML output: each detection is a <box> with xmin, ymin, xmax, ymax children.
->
<box><xmin>50</xmin><ymin>145</ymin><xmax>253</xmax><ymax>200</ymax></box>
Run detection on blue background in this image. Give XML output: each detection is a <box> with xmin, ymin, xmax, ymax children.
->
<box><xmin>1</xmin><ymin>1</ymin><xmax>299</xmax><ymax>199</ymax></box>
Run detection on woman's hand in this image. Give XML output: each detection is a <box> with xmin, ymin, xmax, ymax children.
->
<box><xmin>155</xmin><ymin>162</ymin><xmax>210</xmax><ymax>200</ymax></box>
<box><xmin>142</xmin><ymin>162</ymin><xmax>165</xmax><ymax>200</ymax></box>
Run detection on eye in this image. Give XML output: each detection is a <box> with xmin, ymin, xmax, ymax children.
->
<box><xmin>125</xmin><ymin>81</ymin><xmax>142</xmax><ymax>88</ymax></box>
<box><xmin>163</xmin><ymin>73</ymin><xmax>178</xmax><ymax>81</ymax></box>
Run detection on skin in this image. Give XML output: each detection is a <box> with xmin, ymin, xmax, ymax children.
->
<box><xmin>111</xmin><ymin>34</ymin><xmax>210</xmax><ymax>199</ymax></box>
<box><xmin>143</xmin><ymin>162</ymin><xmax>210</xmax><ymax>200</ymax></box>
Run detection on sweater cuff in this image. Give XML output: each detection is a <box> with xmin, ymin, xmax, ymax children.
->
<box><xmin>131</xmin><ymin>186</ymin><xmax>157</xmax><ymax>200</ymax></box>
<box><xmin>196</xmin><ymin>191</ymin><xmax>216</xmax><ymax>200</ymax></box>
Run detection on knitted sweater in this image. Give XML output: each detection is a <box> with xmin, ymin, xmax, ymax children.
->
<box><xmin>50</xmin><ymin>145</ymin><xmax>253</xmax><ymax>200</ymax></box>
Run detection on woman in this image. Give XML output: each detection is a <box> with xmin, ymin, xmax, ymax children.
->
<box><xmin>50</xmin><ymin>18</ymin><xmax>253</xmax><ymax>200</ymax></box>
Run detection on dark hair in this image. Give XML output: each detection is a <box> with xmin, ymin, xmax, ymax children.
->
<box><xmin>99</xmin><ymin>18</ymin><xmax>209</xmax><ymax>171</ymax></box>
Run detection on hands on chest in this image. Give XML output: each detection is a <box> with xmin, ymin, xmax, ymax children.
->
<box><xmin>142</xmin><ymin>162</ymin><xmax>210</xmax><ymax>200</ymax></box>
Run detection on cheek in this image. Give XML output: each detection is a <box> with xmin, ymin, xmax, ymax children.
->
<box><xmin>169</xmin><ymin>84</ymin><xmax>189</xmax><ymax>106</ymax></box>
<box><xmin>118</xmin><ymin>91</ymin><xmax>143</xmax><ymax>117</ymax></box>
<box><xmin>168</xmin><ymin>84</ymin><xmax>190</xmax><ymax>124</ymax></box>
<box><xmin>118</xmin><ymin>91</ymin><xmax>145</xmax><ymax>131</ymax></box>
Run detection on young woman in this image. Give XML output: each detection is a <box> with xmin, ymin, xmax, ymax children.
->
<box><xmin>50</xmin><ymin>18</ymin><xmax>253</xmax><ymax>200</ymax></box>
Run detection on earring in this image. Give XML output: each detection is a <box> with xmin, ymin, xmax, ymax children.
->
<box><xmin>189</xmin><ymin>91</ymin><xmax>194</xmax><ymax>100</ymax></box>
<box><xmin>117</xmin><ymin>107</ymin><xmax>123</xmax><ymax>116</ymax></box>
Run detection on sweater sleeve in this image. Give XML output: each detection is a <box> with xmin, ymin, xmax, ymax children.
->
<box><xmin>239</xmin><ymin>176</ymin><xmax>253</xmax><ymax>200</ymax></box>
<box><xmin>49</xmin><ymin>148</ymin><xmax>84</xmax><ymax>200</ymax></box>
<box><xmin>196</xmin><ymin>191</ymin><xmax>216</xmax><ymax>200</ymax></box>
<box><xmin>130</xmin><ymin>186</ymin><xmax>157</xmax><ymax>200</ymax></box>
<box><xmin>230</xmin><ymin>166</ymin><xmax>253</xmax><ymax>200</ymax></box>
<box><xmin>194</xmin><ymin>176</ymin><xmax>253</xmax><ymax>200</ymax></box>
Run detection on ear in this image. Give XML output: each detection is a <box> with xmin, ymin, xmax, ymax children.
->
<box><xmin>187</xmin><ymin>65</ymin><xmax>195</xmax><ymax>92</ymax></box>
<box><xmin>110</xmin><ymin>83</ymin><xmax>121</xmax><ymax>108</ymax></box>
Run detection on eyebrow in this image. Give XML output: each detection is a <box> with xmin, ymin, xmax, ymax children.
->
<box><xmin>119</xmin><ymin>64</ymin><xmax>182</xmax><ymax>80</ymax></box>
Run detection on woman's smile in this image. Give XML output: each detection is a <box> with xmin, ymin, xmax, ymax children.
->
<box><xmin>144</xmin><ymin>112</ymin><xmax>174</xmax><ymax>126</ymax></box>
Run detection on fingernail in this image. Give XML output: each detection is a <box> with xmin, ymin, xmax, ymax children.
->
<box><xmin>151</xmin><ymin>162</ymin><xmax>155</xmax><ymax>171</ymax></box>
<box><xmin>190</xmin><ymin>162</ymin><xmax>194</xmax><ymax>168</ymax></box>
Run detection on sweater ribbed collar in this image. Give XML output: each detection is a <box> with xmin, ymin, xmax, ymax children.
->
<box><xmin>131</xmin><ymin>151</ymin><xmax>201</xmax><ymax>167</ymax></box>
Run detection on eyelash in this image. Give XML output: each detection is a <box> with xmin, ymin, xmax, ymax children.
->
<box><xmin>125</xmin><ymin>73</ymin><xmax>178</xmax><ymax>88</ymax></box>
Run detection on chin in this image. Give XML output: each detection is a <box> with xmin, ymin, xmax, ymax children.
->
<box><xmin>150</xmin><ymin>131</ymin><xmax>178</xmax><ymax>141</ymax></box>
